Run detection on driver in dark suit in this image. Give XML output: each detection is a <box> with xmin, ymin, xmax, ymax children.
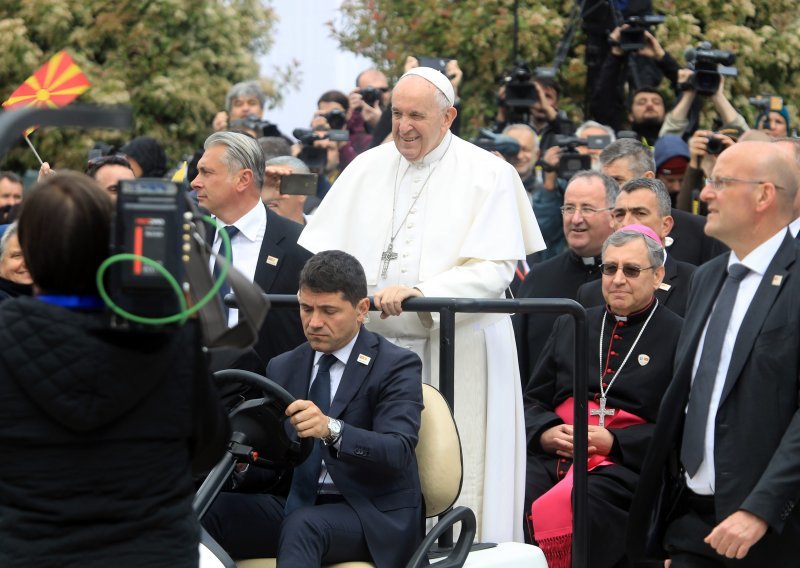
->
<box><xmin>203</xmin><ymin>250</ymin><xmax>425</xmax><ymax>568</ymax></box>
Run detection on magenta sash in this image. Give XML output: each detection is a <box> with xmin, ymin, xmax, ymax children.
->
<box><xmin>530</xmin><ymin>397</ymin><xmax>646</xmax><ymax>568</ymax></box>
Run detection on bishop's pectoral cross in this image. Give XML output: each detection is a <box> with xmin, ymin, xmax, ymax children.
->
<box><xmin>380</xmin><ymin>243</ymin><xmax>399</xmax><ymax>279</ymax></box>
<box><xmin>590</xmin><ymin>396</ymin><xmax>615</xmax><ymax>428</ymax></box>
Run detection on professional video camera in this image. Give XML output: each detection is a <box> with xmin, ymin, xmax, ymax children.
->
<box><xmin>500</xmin><ymin>62</ymin><xmax>557</xmax><ymax>124</ymax></box>
<box><xmin>619</xmin><ymin>14</ymin><xmax>666</xmax><ymax>52</ymax></box>
<box><xmin>293</xmin><ymin>127</ymin><xmax>350</xmax><ymax>171</ymax></box>
<box><xmin>684</xmin><ymin>42</ymin><xmax>737</xmax><ymax>96</ymax></box>
<box><xmin>553</xmin><ymin>134</ymin><xmax>610</xmax><ymax>180</ymax></box>
<box><xmin>106</xmin><ymin>178</ymin><xmax>268</xmax><ymax>347</ymax></box>
<box><xmin>229</xmin><ymin>116</ymin><xmax>282</xmax><ymax>138</ymax></box>
<box><xmin>470</xmin><ymin>128</ymin><xmax>520</xmax><ymax>157</ymax></box>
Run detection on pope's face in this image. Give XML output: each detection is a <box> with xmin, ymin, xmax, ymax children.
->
<box><xmin>391</xmin><ymin>76</ymin><xmax>453</xmax><ymax>162</ymax></box>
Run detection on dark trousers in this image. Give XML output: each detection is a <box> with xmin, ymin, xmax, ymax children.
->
<box><xmin>663</xmin><ymin>490</ymin><xmax>726</xmax><ymax>567</ymax></box>
<box><xmin>202</xmin><ymin>493</ymin><xmax>372</xmax><ymax>567</ymax></box>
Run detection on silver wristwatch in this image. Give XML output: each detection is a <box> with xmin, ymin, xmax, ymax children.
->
<box><xmin>323</xmin><ymin>418</ymin><xmax>343</xmax><ymax>446</ymax></box>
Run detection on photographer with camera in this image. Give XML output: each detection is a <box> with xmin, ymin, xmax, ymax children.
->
<box><xmin>674</xmin><ymin>125</ymin><xmax>741</xmax><ymax>213</ymax></box>
<box><xmin>590</xmin><ymin>21</ymin><xmax>678</xmax><ymax>145</ymax></box>
<box><xmin>213</xmin><ymin>80</ymin><xmax>266</xmax><ymax>132</ymax></box>
<box><xmin>0</xmin><ymin>171</ymin><xmax>229</xmax><ymax>566</ymax></box>
<box><xmin>754</xmin><ymin>103</ymin><xmax>791</xmax><ymax>138</ymax></box>
<box><xmin>495</xmin><ymin>73</ymin><xmax>575</xmax><ymax>153</ymax></box>
<box><xmin>660</xmin><ymin>68</ymin><xmax>748</xmax><ymax>139</ymax></box>
<box><xmin>346</xmin><ymin>69</ymin><xmax>390</xmax><ymax>148</ymax></box>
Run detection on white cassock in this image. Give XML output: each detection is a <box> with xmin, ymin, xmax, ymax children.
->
<box><xmin>299</xmin><ymin>131</ymin><xmax>545</xmax><ymax>543</ymax></box>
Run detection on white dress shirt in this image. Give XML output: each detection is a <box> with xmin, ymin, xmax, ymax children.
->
<box><xmin>312</xmin><ymin>331</ymin><xmax>359</xmax><ymax>493</ymax></box>
<box><xmin>210</xmin><ymin>201</ymin><xmax>266</xmax><ymax>327</ymax></box>
<box><xmin>687</xmin><ymin>227</ymin><xmax>787</xmax><ymax>494</ymax></box>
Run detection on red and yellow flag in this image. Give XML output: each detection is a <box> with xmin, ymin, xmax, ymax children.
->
<box><xmin>2</xmin><ymin>50</ymin><xmax>91</xmax><ymax>111</ymax></box>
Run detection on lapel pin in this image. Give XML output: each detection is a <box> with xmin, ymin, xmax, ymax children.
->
<box><xmin>638</xmin><ymin>354</ymin><xmax>650</xmax><ymax>366</ymax></box>
<box><xmin>266</xmin><ymin>255</ymin><xmax>279</xmax><ymax>266</ymax></box>
<box><xmin>772</xmin><ymin>274</ymin><xmax>783</xmax><ymax>286</ymax></box>
<box><xmin>664</xmin><ymin>236</ymin><xmax>674</xmax><ymax>248</ymax></box>
<box><xmin>357</xmin><ymin>354</ymin><xmax>371</xmax><ymax>365</ymax></box>
<box><xmin>659</xmin><ymin>282</ymin><xmax>672</xmax><ymax>291</ymax></box>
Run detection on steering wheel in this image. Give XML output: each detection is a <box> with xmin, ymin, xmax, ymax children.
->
<box><xmin>213</xmin><ymin>369</ymin><xmax>313</xmax><ymax>468</ymax></box>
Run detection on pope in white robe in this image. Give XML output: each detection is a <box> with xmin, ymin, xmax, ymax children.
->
<box><xmin>298</xmin><ymin>67</ymin><xmax>546</xmax><ymax>543</ymax></box>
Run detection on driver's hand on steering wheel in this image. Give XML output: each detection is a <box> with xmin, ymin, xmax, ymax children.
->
<box><xmin>286</xmin><ymin>399</ymin><xmax>330</xmax><ymax>439</ymax></box>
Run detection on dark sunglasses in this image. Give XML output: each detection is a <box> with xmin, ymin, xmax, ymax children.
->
<box><xmin>600</xmin><ymin>263</ymin><xmax>655</xmax><ymax>278</ymax></box>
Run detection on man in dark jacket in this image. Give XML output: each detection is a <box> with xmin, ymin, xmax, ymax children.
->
<box><xmin>203</xmin><ymin>251</ymin><xmax>424</xmax><ymax>568</ymax></box>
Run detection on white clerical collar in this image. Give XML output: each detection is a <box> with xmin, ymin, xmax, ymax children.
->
<box><xmin>314</xmin><ymin>329</ymin><xmax>360</xmax><ymax>367</ymax></box>
<box><xmin>729</xmin><ymin>226</ymin><xmax>788</xmax><ymax>277</ymax></box>
<box><xmin>405</xmin><ymin>131</ymin><xmax>453</xmax><ymax>169</ymax></box>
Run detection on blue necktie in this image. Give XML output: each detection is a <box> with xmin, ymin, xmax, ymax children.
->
<box><xmin>213</xmin><ymin>225</ymin><xmax>239</xmax><ymax>316</ymax></box>
<box><xmin>284</xmin><ymin>353</ymin><xmax>338</xmax><ymax>514</ymax></box>
<box><xmin>681</xmin><ymin>263</ymin><xmax>749</xmax><ymax>476</ymax></box>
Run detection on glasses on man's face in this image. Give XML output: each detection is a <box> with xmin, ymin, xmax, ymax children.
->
<box><xmin>704</xmin><ymin>177</ymin><xmax>786</xmax><ymax>191</ymax></box>
<box><xmin>560</xmin><ymin>205</ymin><xmax>613</xmax><ymax>217</ymax></box>
<box><xmin>600</xmin><ymin>263</ymin><xmax>655</xmax><ymax>278</ymax></box>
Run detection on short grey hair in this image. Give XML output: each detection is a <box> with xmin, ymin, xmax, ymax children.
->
<box><xmin>602</xmin><ymin>229</ymin><xmax>665</xmax><ymax>268</ymax></box>
<box><xmin>266</xmin><ymin>155</ymin><xmax>310</xmax><ymax>174</ymax></box>
<box><xmin>618</xmin><ymin>178</ymin><xmax>672</xmax><ymax>217</ymax></box>
<box><xmin>204</xmin><ymin>131</ymin><xmax>265</xmax><ymax>190</ymax></box>
<box><xmin>503</xmin><ymin>123</ymin><xmax>540</xmax><ymax>152</ymax></box>
<box><xmin>258</xmin><ymin>136</ymin><xmax>292</xmax><ymax>161</ymax></box>
<box><xmin>225</xmin><ymin>80</ymin><xmax>267</xmax><ymax>113</ymax></box>
<box><xmin>576</xmin><ymin>120</ymin><xmax>616</xmax><ymax>141</ymax></box>
<box><xmin>0</xmin><ymin>222</ymin><xmax>19</xmax><ymax>260</ymax></box>
<box><xmin>599</xmin><ymin>139</ymin><xmax>655</xmax><ymax>177</ymax></box>
<box><xmin>567</xmin><ymin>170</ymin><xmax>619</xmax><ymax>207</ymax></box>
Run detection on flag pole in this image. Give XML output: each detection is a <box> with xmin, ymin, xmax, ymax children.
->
<box><xmin>23</xmin><ymin>134</ymin><xmax>44</xmax><ymax>165</ymax></box>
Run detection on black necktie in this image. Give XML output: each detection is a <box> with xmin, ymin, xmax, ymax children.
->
<box><xmin>681</xmin><ymin>263</ymin><xmax>749</xmax><ymax>477</ymax></box>
<box><xmin>284</xmin><ymin>353</ymin><xmax>338</xmax><ymax>514</ymax></box>
<box><xmin>213</xmin><ymin>225</ymin><xmax>239</xmax><ymax>316</ymax></box>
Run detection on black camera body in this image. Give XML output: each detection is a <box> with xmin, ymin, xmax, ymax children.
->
<box><xmin>470</xmin><ymin>128</ymin><xmax>520</xmax><ymax>157</ymax></box>
<box><xmin>360</xmin><ymin>87</ymin><xmax>383</xmax><ymax>107</ymax></box>
<box><xmin>323</xmin><ymin>109</ymin><xmax>346</xmax><ymax>130</ymax></box>
<box><xmin>500</xmin><ymin>63</ymin><xmax>557</xmax><ymax>124</ymax></box>
<box><xmin>619</xmin><ymin>14</ymin><xmax>666</xmax><ymax>52</ymax></box>
<box><xmin>229</xmin><ymin>116</ymin><xmax>281</xmax><ymax>137</ymax></box>
<box><xmin>685</xmin><ymin>42</ymin><xmax>737</xmax><ymax>96</ymax></box>
<box><xmin>293</xmin><ymin>128</ymin><xmax>349</xmax><ymax>171</ymax></box>
<box><xmin>108</xmin><ymin>178</ymin><xmax>189</xmax><ymax>321</ymax></box>
<box><xmin>554</xmin><ymin>135</ymin><xmax>593</xmax><ymax>180</ymax></box>
<box><xmin>705</xmin><ymin>134</ymin><xmax>725</xmax><ymax>155</ymax></box>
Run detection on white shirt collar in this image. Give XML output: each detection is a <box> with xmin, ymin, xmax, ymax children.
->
<box><xmin>313</xmin><ymin>328</ymin><xmax>360</xmax><ymax>367</ymax></box>
<box><xmin>788</xmin><ymin>217</ymin><xmax>800</xmax><ymax>238</ymax></box>
<box><xmin>215</xmin><ymin>201</ymin><xmax>265</xmax><ymax>243</ymax></box>
<box><xmin>728</xmin><ymin>227</ymin><xmax>788</xmax><ymax>276</ymax></box>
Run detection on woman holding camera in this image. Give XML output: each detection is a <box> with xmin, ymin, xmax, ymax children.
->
<box><xmin>0</xmin><ymin>172</ymin><xmax>229</xmax><ymax>567</ymax></box>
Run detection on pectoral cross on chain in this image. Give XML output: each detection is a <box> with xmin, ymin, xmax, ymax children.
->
<box><xmin>590</xmin><ymin>396</ymin><xmax>615</xmax><ymax>428</ymax></box>
<box><xmin>380</xmin><ymin>243</ymin><xmax>399</xmax><ymax>279</ymax></box>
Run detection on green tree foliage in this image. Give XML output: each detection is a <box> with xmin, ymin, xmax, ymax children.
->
<box><xmin>0</xmin><ymin>0</ymin><xmax>278</xmax><ymax>172</ymax></box>
<box><xmin>333</xmin><ymin>0</ymin><xmax>800</xmax><ymax>135</ymax></box>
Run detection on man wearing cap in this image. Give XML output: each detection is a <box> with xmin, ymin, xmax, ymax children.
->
<box><xmin>577</xmin><ymin>178</ymin><xmax>696</xmax><ymax>316</ymax></box>
<box><xmin>299</xmin><ymin>67</ymin><xmax>545</xmax><ymax>542</ymax></box>
<box><xmin>525</xmin><ymin>225</ymin><xmax>683</xmax><ymax>567</ymax></box>
<box><xmin>654</xmin><ymin>135</ymin><xmax>691</xmax><ymax>206</ymax></box>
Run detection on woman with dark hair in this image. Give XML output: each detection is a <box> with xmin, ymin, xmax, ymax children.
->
<box><xmin>0</xmin><ymin>172</ymin><xmax>229</xmax><ymax>567</ymax></box>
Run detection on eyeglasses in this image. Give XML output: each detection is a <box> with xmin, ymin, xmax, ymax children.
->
<box><xmin>560</xmin><ymin>205</ymin><xmax>613</xmax><ymax>217</ymax></box>
<box><xmin>705</xmin><ymin>177</ymin><xmax>786</xmax><ymax>191</ymax></box>
<box><xmin>600</xmin><ymin>263</ymin><xmax>655</xmax><ymax>278</ymax></box>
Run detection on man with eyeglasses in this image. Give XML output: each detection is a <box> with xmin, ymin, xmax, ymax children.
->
<box><xmin>628</xmin><ymin>141</ymin><xmax>800</xmax><ymax>566</ymax></box>
<box><xmin>514</xmin><ymin>170</ymin><xmax>617</xmax><ymax>383</ymax></box>
<box><xmin>577</xmin><ymin>177</ymin><xmax>696</xmax><ymax>315</ymax></box>
<box><xmin>524</xmin><ymin>225</ymin><xmax>683</xmax><ymax>566</ymax></box>
<box><xmin>599</xmin><ymin>138</ymin><xmax>727</xmax><ymax>265</ymax></box>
